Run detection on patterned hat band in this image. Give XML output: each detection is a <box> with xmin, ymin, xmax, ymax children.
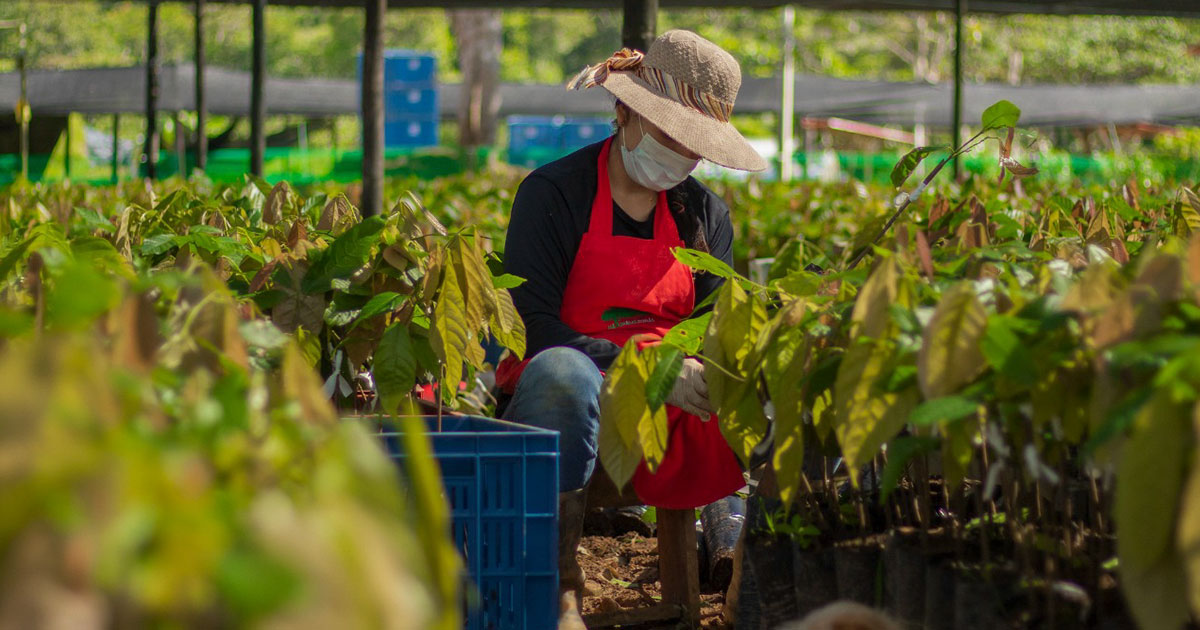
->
<box><xmin>567</xmin><ymin>48</ymin><xmax>735</xmax><ymax>123</ymax></box>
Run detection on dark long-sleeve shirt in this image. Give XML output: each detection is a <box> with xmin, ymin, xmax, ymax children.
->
<box><xmin>503</xmin><ymin>140</ymin><xmax>734</xmax><ymax>371</ymax></box>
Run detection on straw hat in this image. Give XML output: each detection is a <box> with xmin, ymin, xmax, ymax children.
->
<box><xmin>568</xmin><ymin>29</ymin><xmax>767</xmax><ymax>172</ymax></box>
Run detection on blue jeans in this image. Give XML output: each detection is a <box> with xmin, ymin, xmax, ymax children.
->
<box><xmin>501</xmin><ymin>347</ymin><xmax>603</xmax><ymax>492</ymax></box>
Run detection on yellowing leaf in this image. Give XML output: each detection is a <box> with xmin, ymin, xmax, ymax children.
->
<box><xmin>598</xmin><ymin>341</ymin><xmax>653</xmax><ymax>487</ymax></box>
<box><xmin>765</xmin><ymin>326</ymin><xmax>809</xmax><ymax>505</ymax></box>
<box><xmin>281</xmin><ymin>342</ymin><xmax>337</xmax><ymax>426</ymax></box>
<box><xmin>941</xmin><ymin>420</ymin><xmax>976</xmax><ymax>490</ymax></box>
<box><xmin>431</xmin><ymin>261</ymin><xmax>470</xmax><ymax>403</ymax></box>
<box><xmin>1177</xmin><ymin>402</ymin><xmax>1200</xmax><ymax>618</ymax></box>
<box><xmin>489</xmin><ymin>289</ymin><xmax>526</xmax><ymax>361</ymax></box>
<box><xmin>918</xmin><ymin>282</ymin><xmax>987</xmax><ymax>399</ymax></box>
<box><xmin>1121</xmin><ymin>553</ymin><xmax>1192</xmax><ymax>630</ymax></box>
<box><xmin>704</xmin><ymin>281</ymin><xmax>769</xmax><ymax>465</ymax></box>
<box><xmin>851</xmin><ymin>257</ymin><xmax>901</xmax><ymax>338</ymax></box>
<box><xmin>834</xmin><ymin>339</ymin><xmax>917</xmax><ymax>484</ymax></box>
<box><xmin>1117</xmin><ymin>390</ymin><xmax>1188</xmax><ymax>577</ymax></box>
<box><xmin>452</xmin><ymin>235</ymin><xmax>494</xmax><ymax>331</ymax></box>
<box><xmin>1184</xmin><ymin>188</ymin><xmax>1200</xmax><ymax>232</ymax></box>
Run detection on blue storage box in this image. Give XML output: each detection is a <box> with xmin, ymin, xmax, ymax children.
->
<box><xmin>506</xmin><ymin>116</ymin><xmax>564</xmax><ymax>153</ymax></box>
<box><xmin>378</xmin><ymin>415</ymin><xmax>559</xmax><ymax>630</ymax></box>
<box><xmin>385</xmin><ymin>118</ymin><xmax>439</xmax><ymax>147</ymax></box>
<box><xmin>385</xmin><ymin>87</ymin><xmax>439</xmax><ymax>117</ymax></box>
<box><xmin>562</xmin><ymin>120</ymin><xmax>612</xmax><ymax>149</ymax></box>
<box><xmin>384</xmin><ymin>50</ymin><xmax>437</xmax><ymax>85</ymax></box>
<box><xmin>507</xmin><ymin>116</ymin><xmax>613</xmax><ymax>168</ymax></box>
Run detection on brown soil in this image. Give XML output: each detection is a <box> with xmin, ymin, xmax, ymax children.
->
<box><xmin>577</xmin><ymin>534</ymin><xmax>730</xmax><ymax>629</ymax></box>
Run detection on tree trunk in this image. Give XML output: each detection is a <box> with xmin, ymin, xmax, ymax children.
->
<box><xmin>448</xmin><ymin>9</ymin><xmax>502</xmax><ymax>151</ymax></box>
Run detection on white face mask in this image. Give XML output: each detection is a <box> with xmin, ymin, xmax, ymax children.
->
<box><xmin>619</xmin><ymin>117</ymin><xmax>700</xmax><ymax>191</ymax></box>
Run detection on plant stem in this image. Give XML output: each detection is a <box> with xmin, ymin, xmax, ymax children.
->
<box><xmin>845</xmin><ymin>130</ymin><xmax>989</xmax><ymax>271</ymax></box>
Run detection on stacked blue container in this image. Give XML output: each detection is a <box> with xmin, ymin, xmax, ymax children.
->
<box><xmin>359</xmin><ymin>50</ymin><xmax>439</xmax><ymax>148</ymax></box>
<box><xmin>507</xmin><ymin>116</ymin><xmax>612</xmax><ymax>168</ymax></box>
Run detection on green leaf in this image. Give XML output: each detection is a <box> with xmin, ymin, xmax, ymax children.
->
<box><xmin>851</xmin><ymin>257</ymin><xmax>902</xmax><ymax>339</ymax></box>
<box><xmin>890</xmin><ymin>146</ymin><xmax>940</xmax><ymax>188</ymax></box>
<box><xmin>880</xmin><ymin>436</ymin><xmax>938</xmax><ymax>502</ymax></box>
<box><xmin>942</xmin><ymin>420</ymin><xmax>975</xmax><ymax>490</ymax></box>
<box><xmin>216</xmin><ymin>549</ymin><xmax>301</xmax><ymax>617</ymax></box>
<box><xmin>0</xmin><ymin>237</ymin><xmax>33</xmax><ymax>283</ymax></box>
<box><xmin>598</xmin><ymin>341</ymin><xmax>653</xmax><ymax>486</ymax></box>
<box><xmin>356</xmin><ymin>292</ymin><xmax>404</xmax><ymax>324</ymax></box>
<box><xmin>301</xmin><ymin>215</ymin><xmax>385</xmax><ymax>294</ymax></box>
<box><xmin>489</xmin><ymin>289</ymin><xmax>526</xmax><ymax>361</ymax></box>
<box><xmin>774</xmin><ymin>270</ymin><xmax>823</xmax><ymax>298</ymax></box>
<box><xmin>373</xmin><ymin>323</ymin><xmax>417</xmax><ymax>414</ymax></box>
<box><xmin>272</xmin><ymin>262</ymin><xmax>327</xmax><ymax>335</ymax></box>
<box><xmin>1117</xmin><ymin>390</ymin><xmax>1190</xmax><ymax>576</ymax></box>
<box><xmin>645</xmin><ymin>346</ymin><xmax>684</xmax><ymax>412</ymax></box>
<box><xmin>981</xmin><ymin>100</ymin><xmax>1021</xmax><ymax>130</ymax></box>
<box><xmin>704</xmin><ymin>281</ymin><xmax>769</xmax><ymax>465</ymax></box>
<box><xmin>139</xmin><ymin>233</ymin><xmax>178</xmax><ymax>256</ymax></box>
<box><xmin>1121</xmin><ymin>554</ymin><xmax>1192</xmax><ymax>630</ymax></box>
<box><xmin>491</xmin><ymin>273</ymin><xmax>526</xmax><ymax>289</ymax></box>
<box><xmin>395</xmin><ymin>417</ymin><xmax>462</xmax><ymax>630</ymax></box>
<box><xmin>46</xmin><ymin>261</ymin><xmax>120</xmax><ymax>329</ymax></box>
<box><xmin>672</xmin><ymin>247</ymin><xmax>739</xmax><ymax>280</ymax></box>
<box><xmin>981</xmin><ymin>316</ymin><xmax>1036</xmax><ymax>387</ymax></box>
<box><xmin>72</xmin><ymin>206</ymin><xmax>116</xmax><ymax>234</ymax></box>
<box><xmin>769</xmin><ymin>236</ymin><xmax>806</xmax><ymax>281</ymax></box>
<box><xmin>453</xmin><ymin>234</ymin><xmax>495</xmax><ymax>332</ymax></box>
<box><xmin>918</xmin><ymin>282</ymin><xmax>988</xmax><ymax>399</ymax></box>
<box><xmin>1176</xmin><ymin>403</ymin><xmax>1200</xmax><ymax>619</ymax></box>
<box><xmin>662</xmin><ymin>313</ymin><xmax>712</xmax><ymax>355</ymax></box>
<box><xmin>765</xmin><ymin>325</ymin><xmax>809</xmax><ymax>505</ymax></box>
<box><xmin>431</xmin><ymin>260</ymin><xmax>471</xmax><ymax>403</ymax></box>
<box><xmin>910</xmin><ymin>396</ymin><xmax>979</xmax><ymax>427</ymax></box>
<box><xmin>834</xmin><ymin>338</ymin><xmax>918</xmax><ymax>485</ymax></box>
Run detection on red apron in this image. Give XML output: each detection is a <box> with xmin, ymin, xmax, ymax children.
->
<box><xmin>498</xmin><ymin>138</ymin><xmax>744</xmax><ymax>509</ymax></box>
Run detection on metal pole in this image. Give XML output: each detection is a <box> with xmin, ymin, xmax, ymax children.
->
<box><xmin>64</xmin><ymin>114</ymin><xmax>71</xmax><ymax>180</ymax></box>
<box><xmin>112</xmin><ymin>113</ymin><xmax>120</xmax><ymax>184</ymax></box>
<box><xmin>621</xmin><ymin>0</ymin><xmax>657</xmax><ymax>51</ymax></box>
<box><xmin>952</xmin><ymin>0</ymin><xmax>965</xmax><ymax>179</ymax></box>
<box><xmin>174</xmin><ymin>112</ymin><xmax>187</xmax><ymax>177</ymax></box>
<box><xmin>361</xmin><ymin>0</ymin><xmax>385</xmax><ymax>217</ymax></box>
<box><xmin>145</xmin><ymin>0</ymin><xmax>160</xmax><ymax>180</ymax></box>
<box><xmin>780</xmin><ymin>5</ymin><xmax>796</xmax><ymax>181</ymax></box>
<box><xmin>17</xmin><ymin>23</ymin><xmax>28</xmax><ymax>181</ymax></box>
<box><xmin>250</xmin><ymin>0</ymin><xmax>266</xmax><ymax>177</ymax></box>
<box><xmin>195</xmin><ymin>0</ymin><xmax>207</xmax><ymax>172</ymax></box>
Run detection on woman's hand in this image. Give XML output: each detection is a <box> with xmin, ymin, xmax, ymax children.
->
<box><xmin>666</xmin><ymin>358</ymin><xmax>714</xmax><ymax>420</ymax></box>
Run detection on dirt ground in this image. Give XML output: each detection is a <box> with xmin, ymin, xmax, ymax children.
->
<box><xmin>578</xmin><ymin>534</ymin><xmax>731</xmax><ymax>629</ymax></box>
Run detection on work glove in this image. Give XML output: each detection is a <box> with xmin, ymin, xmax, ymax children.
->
<box><xmin>665</xmin><ymin>357</ymin><xmax>714</xmax><ymax>421</ymax></box>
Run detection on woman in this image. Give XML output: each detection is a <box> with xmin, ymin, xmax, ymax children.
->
<box><xmin>496</xmin><ymin>29</ymin><xmax>766</xmax><ymax>621</ymax></box>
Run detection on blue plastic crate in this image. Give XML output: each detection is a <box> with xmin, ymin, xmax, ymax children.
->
<box><xmin>385</xmin><ymin>118</ymin><xmax>439</xmax><ymax>148</ymax></box>
<box><xmin>506</xmin><ymin>116</ymin><xmax>565</xmax><ymax>154</ymax></box>
<box><xmin>562</xmin><ymin>119</ymin><xmax>612</xmax><ymax>149</ymax></box>
<box><xmin>384</xmin><ymin>50</ymin><xmax>437</xmax><ymax>84</ymax></box>
<box><xmin>379</xmin><ymin>415</ymin><xmax>559</xmax><ymax>630</ymax></box>
<box><xmin>385</xmin><ymin>86</ymin><xmax>439</xmax><ymax>117</ymax></box>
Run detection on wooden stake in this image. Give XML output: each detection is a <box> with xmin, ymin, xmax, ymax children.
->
<box><xmin>657</xmin><ymin>508</ymin><xmax>701</xmax><ymax>628</ymax></box>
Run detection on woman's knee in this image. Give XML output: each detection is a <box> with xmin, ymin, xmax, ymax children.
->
<box><xmin>521</xmin><ymin>347</ymin><xmax>603</xmax><ymax>401</ymax></box>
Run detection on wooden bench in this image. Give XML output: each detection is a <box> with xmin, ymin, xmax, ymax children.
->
<box><xmin>580</xmin><ymin>468</ymin><xmax>702</xmax><ymax>629</ymax></box>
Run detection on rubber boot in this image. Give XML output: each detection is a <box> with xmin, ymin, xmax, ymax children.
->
<box><xmin>558</xmin><ymin>488</ymin><xmax>588</xmax><ymax>630</ymax></box>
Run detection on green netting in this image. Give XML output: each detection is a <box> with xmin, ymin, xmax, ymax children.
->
<box><xmin>3</xmin><ymin>146</ymin><xmax>1199</xmax><ymax>188</ymax></box>
<box><xmin>0</xmin><ymin>146</ymin><xmax>489</xmax><ymax>187</ymax></box>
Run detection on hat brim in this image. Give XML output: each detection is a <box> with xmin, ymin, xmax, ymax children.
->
<box><xmin>600</xmin><ymin>72</ymin><xmax>767</xmax><ymax>173</ymax></box>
